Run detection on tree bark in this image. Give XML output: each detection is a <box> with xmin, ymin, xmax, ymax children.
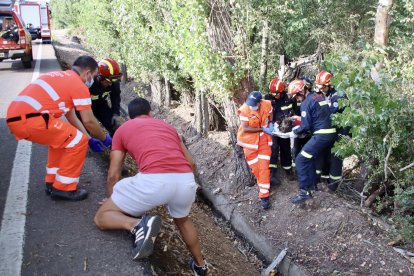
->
<box><xmin>258</xmin><ymin>19</ymin><xmax>269</xmax><ymax>92</ymax></box>
<box><xmin>201</xmin><ymin>91</ymin><xmax>209</xmax><ymax>136</ymax></box>
<box><xmin>164</xmin><ymin>76</ymin><xmax>171</xmax><ymax>108</ymax></box>
<box><xmin>374</xmin><ymin>0</ymin><xmax>394</xmax><ymax>46</ymax></box>
<box><xmin>372</xmin><ymin>1</ymin><xmax>394</xmax><ymax>88</ymax></box>
<box><xmin>194</xmin><ymin>90</ymin><xmax>209</xmax><ymax>136</ymax></box>
<box><xmin>150</xmin><ymin>76</ymin><xmax>164</xmax><ymax>106</ymax></box>
<box><xmin>120</xmin><ymin>63</ymin><xmax>127</xmax><ymax>85</ymax></box>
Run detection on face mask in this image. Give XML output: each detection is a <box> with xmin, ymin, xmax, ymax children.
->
<box><xmin>85</xmin><ymin>73</ymin><xmax>94</xmax><ymax>88</ymax></box>
<box><xmin>249</xmin><ymin>105</ymin><xmax>259</xmax><ymax>111</ymax></box>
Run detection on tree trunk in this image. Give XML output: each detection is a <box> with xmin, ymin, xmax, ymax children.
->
<box><xmin>164</xmin><ymin>77</ymin><xmax>171</xmax><ymax>108</ymax></box>
<box><xmin>374</xmin><ymin>0</ymin><xmax>394</xmax><ymax>46</ymax></box>
<box><xmin>222</xmin><ymin>97</ymin><xmax>255</xmax><ymax>190</ymax></box>
<box><xmin>372</xmin><ymin>1</ymin><xmax>394</xmax><ymax>85</ymax></box>
<box><xmin>201</xmin><ymin>91</ymin><xmax>209</xmax><ymax>136</ymax></box>
<box><xmin>194</xmin><ymin>90</ymin><xmax>209</xmax><ymax>136</ymax></box>
<box><xmin>150</xmin><ymin>76</ymin><xmax>164</xmax><ymax>106</ymax></box>
<box><xmin>195</xmin><ymin>90</ymin><xmax>203</xmax><ymax>134</ymax></box>
<box><xmin>258</xmin><ymin>19</ymin><xmax>269</xmax><ymax>92</ymax></box>
<box><xmin>120</xmin><ymin>63</ymin><xmax>127</xmax><ymax>85</ymax></box>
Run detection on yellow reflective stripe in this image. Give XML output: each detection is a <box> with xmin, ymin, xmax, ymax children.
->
<box><xmin>300</xmin><ymin>151</ymin><xmax>312</xmax><ymax>158</ymax></box>
<box><xmin>281</xmin><ymin>104</ymin><xmax>292</xmax><ymax>111</ymax></box>
<box><xmin>316</xmin><ymin>170</ymin><xmax>322</xmax><ymax>174</ymax></box>
<box><xmin>318</xmin><ymin>100</ymin><xmax>328</xmax><ymax>106</ymax></box>
<box><xmin>330</xmin><ymin>174</ymin><xmax>342</xmax><ymax>180</ymax></box>
<box><xmin>282</xmin><ymin>166</ymin><xmax>292</xmax><ymax>170</ymax></box>
<box><xmin>314</xmin><ymin>128</ymin><xmax>336</xmax><ymax>134</ymax></box>
<box><xmin>102</xmin><ymin>59</ymin><xmax>114</xmax><ymax>75</ymax></box>
<box><xmin>321</xmin><ymin>175</ymin><xmax>329</xmax><ymax>179</ymax></box>
<box><xmin>269</xmin><ymin>164</ymin><xmax>277</xmax><ymax>168</ymax></box>
<box><xmin>103</xmin><ymin>91</ymin><xmax>110</xmax><ymax>97</ymax></box>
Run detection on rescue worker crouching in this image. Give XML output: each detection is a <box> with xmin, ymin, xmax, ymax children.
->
<box><xmin>264</xmin><ymin>78</ymin><xmax>294</xmax><ymax>184</ymax></box>
<box><xmin>89</xmin><ymin>58</ymin><xmax>123</xmax><ymax>136</ymax></box>
<box><xmin>6</xmin><ymin>56</ymin><xmax>112</xmax><ymax>201</ymax></box>
<box><xmin>288</xmin><ymin>77</ymin><xmax>337</xmax><ymax>204</ymax></box>
<box><xmin>237</xmin><ymin>91</ymin><xmax>274</xmax><ymax>209</ymax></box>
<box><xmin>314</xmin><ymin>70</ymin><xmax>349</xmax><ymax>192</ymax></box>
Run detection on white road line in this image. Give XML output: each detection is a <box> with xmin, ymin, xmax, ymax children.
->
<box><xmin>0</xmin><ymin>43</ymin><xmax>42</xmax><ymax>275</ymax></box>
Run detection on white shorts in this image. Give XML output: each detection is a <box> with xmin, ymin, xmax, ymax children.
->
<box><xmin>111</xmin><ymin>172</ymin><xmax>197</xmax><ymax>218</ymax></box>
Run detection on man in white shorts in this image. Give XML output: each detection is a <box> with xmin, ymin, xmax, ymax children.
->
<box><xmin>94</xmin><ymin>98</ymin><xmax>208</xmax><ymax>275</ymax></box>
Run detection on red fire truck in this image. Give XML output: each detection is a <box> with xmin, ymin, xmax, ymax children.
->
<box><xmin>14</xmin><ymin>0</ymin><xmax>51</xmax><ymax>43</ymax></box>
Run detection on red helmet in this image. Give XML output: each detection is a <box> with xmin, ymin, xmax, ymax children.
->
<box><xmin>98</xmin><ymin>58</ymin><xmax>122</xmax><ymax>80</ymax></box>
<box><xmin>269</xmin><ymin>78</ymin><xmax>285</xmax><ymax>93</ymax></box>
<box><xmin>288</xmin><ymin>80</ymin><xmax>305</xmax><ymax>95</ymax></box>
<box><xmin>315</xmin><ymin>70</ymin><xmax>332</xmax><ymax>86</ymax></box>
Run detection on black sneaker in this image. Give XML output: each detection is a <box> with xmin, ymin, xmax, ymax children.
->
<box><xmin>291</xmin><ymin>189</ymin><xmax>312</xmax><ymax>204</ymax></box>
<box><xmin>50</xmin><ymin>187</ymin><xmax>88</xmax><ymax>201</ymax></box>
<box><xmin>131</xmin><ymin>215</ymin><xmax>162</xmax><ymax>260</ymax></box>
<box><xmin>189</xmin><ymin>258</ymin><xmax>208</xmax><ymax>276</ymax></box>
<box><xmin>261</xmin><ymin>197</ymin><xmax>271</xmax><ymax>209</ymax></box>
<box><xmin>45</xmin><ymin>182</ymin><xmax>53</xmax><ymax>195</ymax></box>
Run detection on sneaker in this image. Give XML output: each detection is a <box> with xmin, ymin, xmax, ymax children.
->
<box><xmin>45</xmin><ymin>182</ymin><xmax>53</xmax><ymax>195</ymax></box>
<box><xmin>261</xmin><ymin>197</ymin><xmax>271</xmax><ymax>209</ymax></box>
<box><xmin>131</xmin><ymin>215</ymin><xmax>162</xmax><ymax>260</ymax></box>
<box><xmin>50</xmin><ymin>187</ymin><xmax>88</xmax><ymax>201</ymax></box>
<box><xmin>291</xmin><ymin>189</ymin><xmax>312</xmax><ymax>204</ymax></box>
<box><xmin>189</xmin><ymin>258</ymin><xmax>208</xmax><ymax>276</ymax></box>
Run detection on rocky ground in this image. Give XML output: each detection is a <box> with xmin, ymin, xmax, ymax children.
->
<box><xmin>52</xmin><ymin>29</ymin><xmax>414</xmax><ymax>275</ymax></box>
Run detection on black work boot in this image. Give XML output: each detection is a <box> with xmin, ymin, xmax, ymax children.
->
<box><xmin>291</xmin><ymin>189</ymin><xmax>312</xmax><ymax>204</ymax></box>
<box><xmin>45</xmin><ymin>182</ymin><xmax>53</xmax><ymax>195</ymax></box>
<box><xmin>50</xmin><ymin>187</ymin><xmax>88</xmax><ymax>201</ymax></box>
<box><xmin>270</xmin><ymin>169</ymin><xmax>281</xmax><ymax>187</ymax></box>
<box><xmin>284</xmin><ymin>168</ymin><xmax>295</xmax><ymax>181</ymax></box>
<box><xmin>327</xmin><ymin>181</ymin><xmax>340</xmax><ymax>192</ymax></box>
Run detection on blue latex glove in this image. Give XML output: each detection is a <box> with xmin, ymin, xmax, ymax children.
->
<box><xmin>102</xmin><ymin>133</ymin><xmax>112</xmax><ymax>148</ymax></box>
<box><xmin>89</xmin><ymin>138</ymin><xmax>104</xmax><ymax>153</ymax></box>
<box><xmin>262</xmin><ymin>123</ymin><xmax>275</xmax><ymax>135</ymax></box>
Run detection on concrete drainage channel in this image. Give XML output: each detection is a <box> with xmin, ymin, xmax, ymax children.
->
<box><xmin>201</xmin><ymin>188</ymin><xmax>308</xmax><ymax>276</ymax></box>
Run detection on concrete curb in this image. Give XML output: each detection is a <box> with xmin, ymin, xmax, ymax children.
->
<box><xmin>202</xmin><ymin>187</ymin><xmax>309</xmax><ymax>276</ymax></box>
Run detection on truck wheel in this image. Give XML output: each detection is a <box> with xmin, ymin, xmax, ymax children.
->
<box><xmin>22</xmin><ymin>53</ymin><xmax>33</xmax><ymax>68</ymax></box>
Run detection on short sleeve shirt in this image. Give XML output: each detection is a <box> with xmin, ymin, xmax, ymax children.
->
<box><xmin>7</xmin><ymin>70</ymin><xmax>91</xmax><ymax>118</ymax></box>
<box><xmin>112</xmin><ymin>115</ymin><xmax>193</xmax><ymax>173</ymax></box>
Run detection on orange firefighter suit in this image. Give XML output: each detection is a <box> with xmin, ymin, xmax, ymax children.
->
<box><xmin>237</xmin><ymin>100</ymin><xmax>273</xmax><ymax>198</ymax></box>
<box><xmin>6</xmin><ymin>70</ymin><xmax>91</xmax><ymax>191</ymax></box>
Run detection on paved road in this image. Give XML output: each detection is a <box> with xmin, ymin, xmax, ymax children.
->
<box><xmin>0</xmin><ymin>41</ymin><xmax>152</xmax><ymax>275</ymax></box>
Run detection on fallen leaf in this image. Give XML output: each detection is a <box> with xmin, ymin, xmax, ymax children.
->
<box><xmin>330</xmin><ymin>252</ymin><xmax>338</xmax><ymax>261</ymax></box>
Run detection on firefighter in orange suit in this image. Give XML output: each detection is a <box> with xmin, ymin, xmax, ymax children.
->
<box><xmin>237</xmin><ymin>91</ymin><xmax>274</xmax><ymax>209</ymax></box>
<box><xmin>6</xmin><ymin>56</ymin><xmax>112</xmax><ymax>201</ymax></box>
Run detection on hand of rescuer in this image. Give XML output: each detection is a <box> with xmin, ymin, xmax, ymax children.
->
<box><xmin>262</xmin><ymin>122</ymin><xmax>275</xmax><ymax>135</ymax></box>
<box><xmin>102</xmin><ymin>133</ymin><xmax>112</xmax><ymax>148</ymax></box>
<box><xmin>89</xmin><ymin>138</ymin><xmax>105</xmax><ymax>152</ymax></box>
<box><xmin>289</xmin><ymin>125</ymin><xmax>300</xmax><ymax>139</ymax></box>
